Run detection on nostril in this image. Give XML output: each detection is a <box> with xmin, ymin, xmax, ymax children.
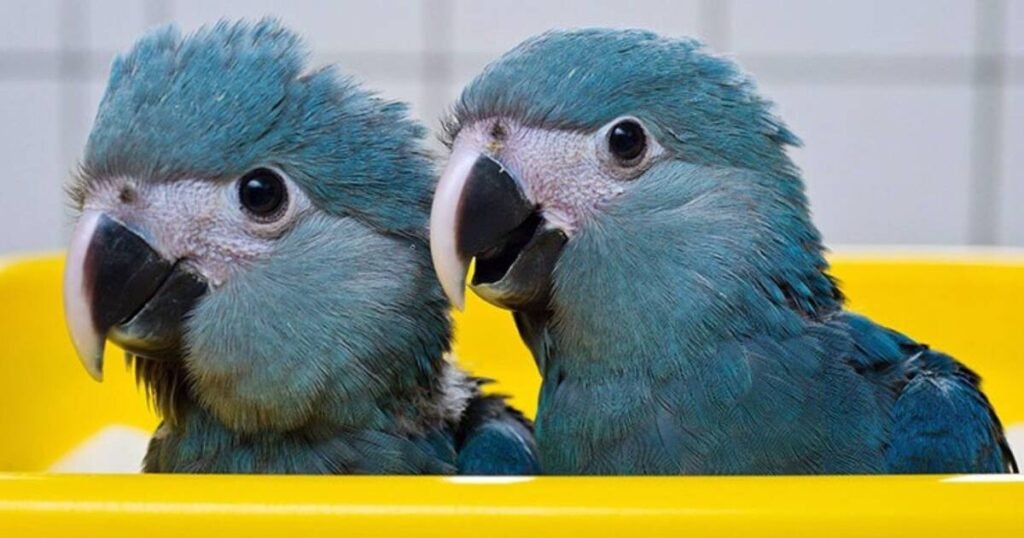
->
<box><xmin>118</xmin><ymin>185</ymin><xmax>137</xmax><ymax>204</ymax></box>
<box><xmin>490</xmin><ymin>120</ymin><xmax>507</xmax><ymax>141</ymax></box>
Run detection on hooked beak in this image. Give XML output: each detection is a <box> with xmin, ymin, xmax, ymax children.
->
<box><xmin>430</xmin><ymin>149</ymin><xmax>566</xmax><ymax>312</ymax></box>
<box><xmin>62</xmin><ymin>210</ymin><xmax>209</xmax><ymax>381</ymax></box>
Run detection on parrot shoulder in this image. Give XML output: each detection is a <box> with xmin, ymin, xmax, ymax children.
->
<box><xmin>838</xmin><ymin>312</ymin><xmax>1017</xmax><ymax>473</ymax></box>
<box><xmin>454</xmin><ymin>383</ymin><xmax>540</xmax><ymax>475</ymax></box>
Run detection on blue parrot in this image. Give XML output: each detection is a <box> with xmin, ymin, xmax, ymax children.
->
<box><xmin>61</xmin><ymin>20</ymin><xmax>538</xmax><ymax>475</ymax></box>
<box><xmin>429</xmin><ymin>29</ymin><xmax>1017</xmax><ymax>474</ymax></box>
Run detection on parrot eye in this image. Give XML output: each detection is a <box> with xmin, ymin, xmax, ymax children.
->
<box><xmin>238</xmin><ymin>168</ymin><xmax>288</xmax><ymax>221</ymax></box>
<box><xmin>607</xmin><ymin>119</ymin><xmax>647</xmax><ymax>164</ymax></box>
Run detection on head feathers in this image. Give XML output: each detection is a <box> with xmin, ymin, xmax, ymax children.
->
<box><xmin>83</xmin><ymin>19</ymin><xmax>434</xmax><ymax>238</ymax></box>
<box><xmin>451</xmin><ymin>28</ymin><xmax>799</xmax><ymax>175</ymax></box>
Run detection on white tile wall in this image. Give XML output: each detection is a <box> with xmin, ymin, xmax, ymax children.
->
<box><xmin>0</xmin><ymin>82</ymin><xmax>65</xmax><ymax>252</ymax></box>
<box><xmin>75</xmin><ymin>81</ymin><xmax>111</xmax><ymax>157</ymax></box>
<box><xmin>86</xmin><ymin>0</ymin><xmax>152</xmax><ymax>53</ymax></box>
<box><xmin>0</xmin><ymin>0</ymin><xmax>61</xmax><ymax>52</ymax></box>
<box><xmin>999</xmin><ymin>88</ymin><xmax>1023</xmax><ymax>244</ymax></box>
<box><xmin>367</xmin><ymin>80</ymin><xmax>430</xmax><ymax>125</ymax></box>
<box><xmin>313</xmin><ymin>52</ymin><xmax>425</xmax><ymax>95</ymax></box>
<box><xmin>171</xmin><ymin>2</ymin><xmax>433</xmax><ymax>129</ymax></box>
<box><xmin>768</xmin><ymin>84</ymin><xmax>975</xmax><ymax>245</ymax></box>
<box><xmin>730</xmin><ymin>0</ymin><xmax>976</xmax><ymax>56</ymax></box>
<box><xmin>451</xmin><ymin>0</ymin><xmax>701</xmax><ymax>54</ymax></box>
<box><xmin>172</xmin><ymin>0</ymin><xmax>427</xmax><ymax>54</ymax></box>
<box><xmin>0</xmin><ymin>0</ymin><xmax>1020</xmax><ymax>253</ymax></box>
<box><xmin>421</xmin><ymin>81</ymin><xmax>458</xmax><ymax>134</ymax></box>
<box><xmin>1009</xmin><ymin>0</ymin><xmax>1023</xmax><ymax>55</ymax></box>
<box><xmin>449</xmin><ymin>0</ymin><xmax>702</xmax><ymax>91</ymax></box>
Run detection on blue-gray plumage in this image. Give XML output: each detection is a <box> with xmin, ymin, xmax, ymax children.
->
<box><xmin>430</xmin><ymin>29</ymin><xmax>1015</xmax><ymax>474</ymax></box>
<box><xmin>62</xmin><ymin>20</ymin><xmax>537</xmax><ymax>475</ymax></box>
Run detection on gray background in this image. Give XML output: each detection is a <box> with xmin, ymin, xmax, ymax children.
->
<box><xmin>0</xmin><ymin>0</ymin><xmax>1020</xmax><ymax>253</ymax></box>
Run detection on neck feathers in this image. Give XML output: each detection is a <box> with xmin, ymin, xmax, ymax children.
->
<box><xmin>540</xmin><ymin>162</ymin><xmax>841</xmax><ymax>378</ymax></box>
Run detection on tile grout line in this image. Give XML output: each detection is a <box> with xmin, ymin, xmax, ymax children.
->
<box><xmin>57</xmin><ymin>0</ymin><xmax>91</xmax><ymax>236</ymax></box>
<box><xmin>420</xmin><ymin>0</ymin><xmax>455</xmax><ymax>135</ymax></box>
<box><xmin>12</xmin><ymin>2</ymin><xmax>1016</xmax><ymax>248</ymax></box>
<box><xmin>4</xmin><ymin>51</ymin><xmax>1023</xmax><ymax>85</ymax></box>
<box><xmin>697</xmin><ymin>0</ymin><xmax>730</xmax><ymax>51</ymax></box>
<box><xmin>57</xmin><ymin>0</ymin><xmax>87</xmax><ymax>160</ymax></box>
<box><xmin>967</xmin><ymin>0</ymin><xmax>1007</xmax><ymax>245</ymax></box>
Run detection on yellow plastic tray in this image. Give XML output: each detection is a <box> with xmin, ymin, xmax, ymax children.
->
<box><xmin>0</xmin><ymin>252</ymin><xmax>1021</xmax><ymax>536</ymax></box>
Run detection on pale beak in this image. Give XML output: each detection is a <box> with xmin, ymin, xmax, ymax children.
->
<box><xmin>62</xmin><ymin>210</ymin><xmax>208</xmax><ymax>381</ymax></box>
<box><xmin>63</xmin><ymin>210</ymin><xmax>105</xmax><ymax>380</ymax></box>
<box><xmin>429</xmin><ymin>148</ymin><xmax>565</xmax><ymax>313</ymax></box>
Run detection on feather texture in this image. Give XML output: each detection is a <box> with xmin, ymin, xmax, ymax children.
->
<box><xmin>81</xmin><ymin>20</ymin><xmax>538</xmax><ymax>475</ymax></box>
<box><xmin>454</xmin><ymin>29</ymin><xmax>1014</xmax><ymax>475</ymax></box>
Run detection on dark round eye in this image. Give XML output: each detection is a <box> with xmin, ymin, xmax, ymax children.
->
<box><xmin>607</xmin><ymin>119</ymin><xmax>647</xmax><ymax>163</ymax></box>
<box><xmin>238</xmin><ymin>168</ymin><xmax>287</xmax><ymax>220</ymax></box>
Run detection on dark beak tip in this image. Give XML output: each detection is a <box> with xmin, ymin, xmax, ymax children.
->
<box><xmin>471</xmin><ymin>227</ymin><xmax>567</xmax><ymax>311</ymax></box>
<box><xmin>111</xmin><ymin>265</ymin><xmax>209</xmax><ymax>360</ymax></box>
<box><xmin>455</xmin><ymin>155</ymin><xmax>536</xmax><ymax>259</ymax></box>
<box><xmin>454</xmin><ymin>155</ymin><xmax>566</xmax><ymax>312</ymax></box>
<box><xmin>86</xmin><ymin>214</ymin><xmax>174</xmax><ymax>333</ymax></box>
<box><xmin>82</xmin><ymin>215</ymin><xmax>208</xmax><ymax>362</ymax></box>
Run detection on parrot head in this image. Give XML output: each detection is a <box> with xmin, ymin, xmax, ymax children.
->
<box><xmin>432</xmin><ymin>29</ymin><xmax>841</xmax><ymax>359</ymax></box>
<box><xmin>64</xmin><ymin>20</ymin><xmax>449</xmax><ymax>431</ymax></box>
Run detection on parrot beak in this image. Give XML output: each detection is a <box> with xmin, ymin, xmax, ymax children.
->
<box><xmin>430</xmin><ymin>149</ymin><xmax>566</xmax><ymax>312</ymax></box>
<box><xmin>62</xmin><ymin>210</ymin><xmax>209</xmax><ymax>381</ymax></box>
